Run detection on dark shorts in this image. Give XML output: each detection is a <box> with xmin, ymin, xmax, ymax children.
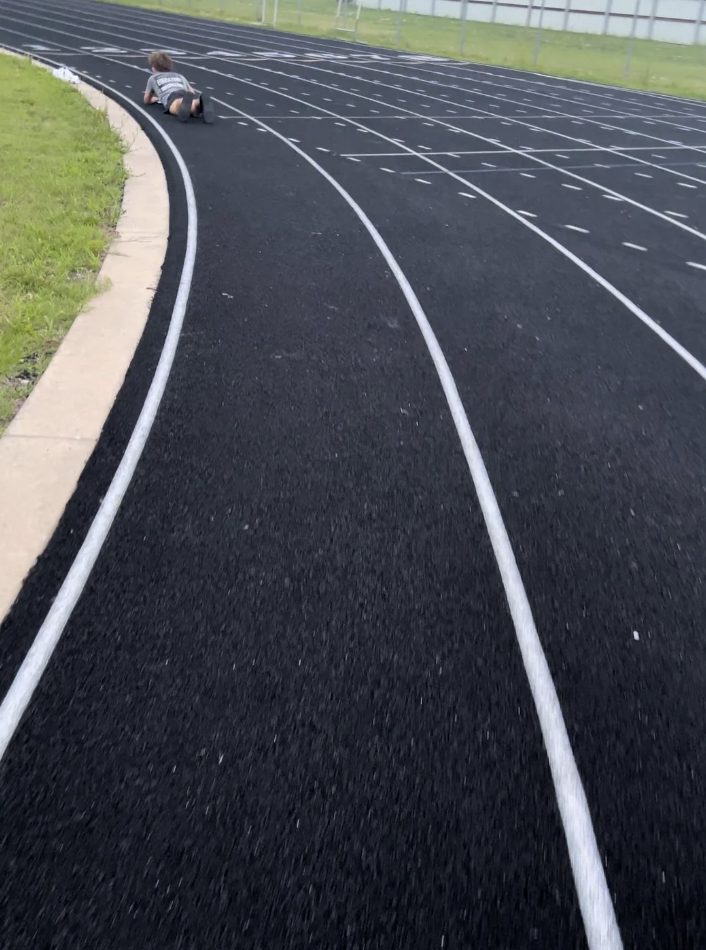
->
<box><xmin>163</xmin><ymin>90</ymin><xmax>189</xmax><ymax>113</ymax></box>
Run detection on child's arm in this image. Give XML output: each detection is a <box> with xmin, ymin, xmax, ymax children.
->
<box><xmin>143</xmin><ymin>75</ymin><xmax>158</xmax><ymax>105</ymax></box>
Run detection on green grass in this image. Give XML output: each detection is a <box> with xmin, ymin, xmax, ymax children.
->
<box><xmin>0</xmin><ymin>54</ymin><xmax>126</xmax><ymax>433</ymax></box>
<box><xmin>102</xmin><ymin>0</ymin><xmax>706</xmax><ymax>101</ymax></box>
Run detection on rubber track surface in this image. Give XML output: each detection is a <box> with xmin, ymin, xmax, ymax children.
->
<box><xmin>1</xmin><ymin>2</ymin><xmax>705</xmax><ymax>947</ymax></box>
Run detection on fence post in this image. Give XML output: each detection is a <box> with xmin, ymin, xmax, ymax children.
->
<box><xmin>395</xmin><ymin>0</ymin><xmax>404</xmax><ymax>45</ymax></box>
<box><xmin>353</xmin><ymin>0</ymin><xmax>362</xmax><ymax>35</ymax></box>
<box><xmin>624</xmin><ymin>0</ymin><xmax>640</xmax><ymax>79</ymax></box>
<box><xmin>562</xmin><ymin>0</ymin><xmax>571</xmax><ymax>32</ymax></box>
<box><xmin>297</xmin><ymin>0</ymin><xmax>302</xmax><ymax>25</ymax></box>
<box><xmin>273</xmin><ymin>0</ymin><xmax>278</xmax><ymax>26</ymax></box>
<box><xmin>490</xmin><ymin>0</ymin><xmax>499</xmax><ymax>22</ymax></box>
<box><xmin>602</xmin><ymin>0</ymin><xmax>612</xmax><ymax>35</ymax></box>
<box><xmin>695</xmin><ymin>0</ymin><xmax>706</xmax><ymax>43</ymax></box>
<box><xmin>647</xmin><ymin>0</ymin><xmax>657</xmax><ymax>39</ymax></box>
<box><xmin>533</xmin><ymin>0</ymin><xmax>547</xmax><ymax>63</ymax></box>
<box><xmin>460</xmin><ymin>0</ymin><xmax>469</xmax><ymax>53</ymax></box>
<box><xmin>525</xmin><ymin>0</ymin><xmax>534</xmax><ymax>27</ymax></box>
<box><xmin>431</xmin><ymin>0</ymin><xmax>436</xmax><ymax>16</ymax></box>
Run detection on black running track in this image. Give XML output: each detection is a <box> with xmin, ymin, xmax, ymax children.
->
<box><xmin>2</xmin><ymin>1</ymin><xmax>706</xmax><ymax>947</ymax></box>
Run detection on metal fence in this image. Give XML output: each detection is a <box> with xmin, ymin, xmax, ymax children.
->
<box><xmin>147</xmin><ymin>0</ymin><xmax>706</xmax><ymax>89</ymax></box>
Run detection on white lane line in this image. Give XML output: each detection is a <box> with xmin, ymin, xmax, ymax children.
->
<box><xmin>0</xmin><ymin>80</ymin><xmax>196</xmax><ymax>762</ymax></box>
<box><xmin>603</xmin><ymin>195</ymin><xmax>622</xmax><ymax>200</ymax></box>
<box><xmin>623</xmin><ymin>242</ymin><xmax>647</xmax><ymax>251</ymax></box>
<box><xmin>52</xmin><ymin>39</ymin><xmax>706</xmax><ymax>375</ymax></box>
<box><xmin>565</xmin><ymin>224</ymin><xmax>590</xmax><ymax>233</ymax></box>
<box><xmin>381</xmin><ymin>167</ymin><xmax>395</xmax><ymax>173</ymax></box>
<box><xmin>677</xmin><ymin>182</ymin><xmax>697</xmax><ymax>188</ymax></box>
<box><xmin>347</xmin><ymin>156</ymin><xmax>361</xmax><ymax>162</ymax></box>
<box><xmin>211</xmin><ymin>100</ymin><xmax>623</xmax><ymax>950</ymax></box>
<box><xmin>520</xmin><ymin>172</ymin><xmax>536</xmax><ymax>178</ymax></box>
<box><xmin>517</xmin><ymin>210</ymin><xmax>537</xmax><ymax>217</ymax></box>
<box><xmin>237</xmin><ymin>121</ymin><xmax>247</xmax><ymax>126</ymax></box>
<box><xmin>481</xmin><ymin>162</ymin><xmax>496</xmax><ymax>167</ymax></box>
<box><xmin>415</xmin><ymin>178</ymin><xmax>432</xmax><ymax>184</ymax></box>
<box><xmin>562</xmin><ymin>183</ymin><xmax>582</xmax><ymax>190</ymax></box>
<box><xmin>634</xmin><ymin>172</ymin><xmax>653</xmax><ymax>178</ymax></box>
<box><xmin>687</xmin><ymin>261</ymin><xmax>706</xmax><ymax>271</ymax></box>
<box><xmin>458</xmin><ymin>191</ymin><xmax>476</xmax><ymax>198</ymax></box>
<box><xmin>316</xmin><ymin>147</ymin><xmax>330</xmax><ymax>152</ymax></box>
<box><xmin>665</xmin><ymin>210</ymin><xmax>687</xmax><ymax>218</ymax></box>
<box><xmin>556</xmin><ymin>153</ymin><xmax>570</xmax><ymax>158</ymax></box>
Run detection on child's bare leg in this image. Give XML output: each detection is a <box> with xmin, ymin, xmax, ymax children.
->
<box><xmin>191</xmin><ymin>97</ymin><xmax>201</xmax><ymax>115</ymax></box>
<box><xmin>168</xmin><ymin>97</ymin><xmax>183</xmax><ymax>115</ymax></box>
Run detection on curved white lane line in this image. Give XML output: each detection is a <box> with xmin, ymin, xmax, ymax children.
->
<box><xmin>0</xmin><ymin>55</ymin><xmax>198</xmax><ymax>762</ymax></box>
<box><xmin>16</xmin><ymin>0</ymin><xmax>706</xmax><ymax>127</ymax></box>
<box><xmin>194</xmin><ymin>67</ymin><xmax>706</xmax><ymax>384</ymax></box>
<box><xmin>15</xmin><ymin>0</ymin><xmax>706</xmax><ymax>229</ymax></box>
<box><xmin>210</xmin><ymin>96</ymin><xmax>624</xmax><ymax>950</ymax></box>
<box><xmin>9</xmin><ymin>17</ymin><xmax>706</xmax><ymax>385</ymax></box>
<box><xmin>23</xmin><ymin>0</ymin><xmax>706</xmax><ymax>146</ymax></box>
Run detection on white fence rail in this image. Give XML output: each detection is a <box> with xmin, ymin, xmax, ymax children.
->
<box><xmin>361</xmin><ymin>0</ymin><xmax>706</xmax><ymax>45</ymax></box>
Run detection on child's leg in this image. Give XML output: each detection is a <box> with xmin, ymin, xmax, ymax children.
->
<box><xmin>197</xmin><ymin>92</ymin><xmax>215</xmax><ymax>124</ymax></box>
<box><xmin>191</xmin><ymin>97</ymin><xmax>201</xmax><ymax>115</ymax></box>
<box><xmin>168</xmin><ymin>96</ymin><xmax>183</xmax><ymax>115</ymax></box>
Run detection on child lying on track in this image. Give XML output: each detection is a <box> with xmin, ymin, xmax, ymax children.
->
<box><xmin>144</xmin><ymin>50</ymin><xmax>214</xmax><ymax>123</ymax></box>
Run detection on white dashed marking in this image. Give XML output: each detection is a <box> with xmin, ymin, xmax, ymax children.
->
<box><xmin>459</xmin><ymin>192</ymin><xmax>476</xmax><ymax>198</ymax></box>
<box><xmin>520</xmin><ymin>173</ymin><xmax>536</xmax><ymax>178</ymax></box>
<box><xmin>678</xmin><ymin>182</ymin><xmax>697</xmax><ymax>188</ymax></box>
<box><xmin>562</xmin><ymin>183</ymin><xmax>582</xmax><ymax>190</ymax></box>
<box><xmin>665</xmin><ymin>210</ymin><xmax>688</xmax><ymax>218</ymax></box>
<box><xmin>604</xmin><ymin>195</ymin><xmax>622</xmax><ymax>201</ymax></box>
<box><xmin>565</xmin><ymin>225</ymin><xmax>590</xmax><ymax>233</ymax></box>
<box><xmin>635</xmin><ymin>172</ymin><xmax>653</xmax><ymax>178</ymax></box>
<box><xmin>556</xmin><ymin>154</ymin><xmax>570</xmax><ymax>159</ymax></box>
<box><xmin>623</xmin><ymin>242</ymin><xmax>647</xmax><ymax>251</ymax></box>
<box><xmin>517</xmin><ymin>210</ymin><xmax>536</xmax><ymax>217</ymax></box>
<box><xmin>381</xmin><ymin>167</ymin><xmax>395</xmax><ymax>173</ymax></box>
<box><xmin>347</xmin><ymin>156</ymin><xmax>361</xmax><ymax>162</ymax></box>
<box><xmin>687</xmin><ymin>261</ymin><xmax>706</xmax><ymax>271</ymax></box>
<box><xmin>415</xmin><ymin>178</ymin><xmax>432</xmax><ymax>184</ymax></box>
<box><xmin>316</xmin><ymin>147</ymin><xmax>330</xmax><ymax>152</ymax></box>
<box><xmin>482</xmin><ymin>162</ymin><xmax>496</xmax><ymax>167</ymax></box>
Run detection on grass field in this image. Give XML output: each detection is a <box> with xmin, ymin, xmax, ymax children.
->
<box><xmin>101</xmin><ymin>0</ymin><xmax>706</xmax><ymax>101</ymax></box>
<box><xmin>0</xmin><ymin>55</ymin><xmax>125</xmax><ymax>433</ymax></box>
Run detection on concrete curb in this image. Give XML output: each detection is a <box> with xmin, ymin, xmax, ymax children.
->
<box><xmin>0</xmin><ymin>65</ymin><xmax>169</xmax><ymax>623</ymax></box>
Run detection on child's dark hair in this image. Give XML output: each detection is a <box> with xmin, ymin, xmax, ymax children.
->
<box><xmin>148</xmin><ymin>50</ymin><xmax>173</xmax><ymax>72</ymax></box>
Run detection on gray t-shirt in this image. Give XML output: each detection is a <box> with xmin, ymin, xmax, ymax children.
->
<box><xmin>145</xmin><ymin>71</ymin><xmax>191</xmax><ymax>107</ymax></box>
